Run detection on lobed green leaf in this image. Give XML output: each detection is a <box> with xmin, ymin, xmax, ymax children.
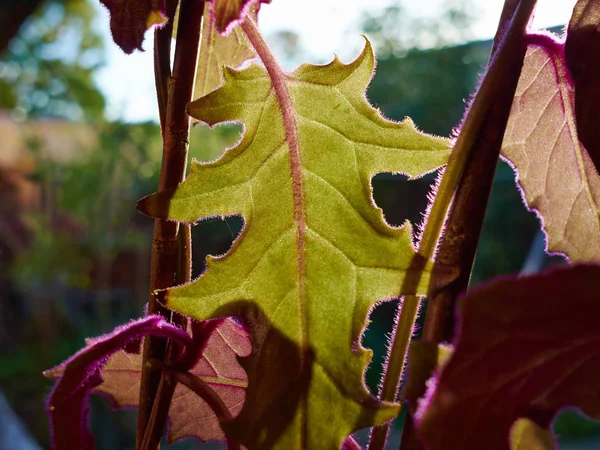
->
<box><xmin>139</xmin><ymin>39</ymin><xmax>450</xmax><ymax>449</ymax></box>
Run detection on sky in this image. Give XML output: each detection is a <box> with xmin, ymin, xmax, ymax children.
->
<box><xmin>93</xmin><ymin>0</ymin><xmax>578</xmax><ymax>123</ymax></box>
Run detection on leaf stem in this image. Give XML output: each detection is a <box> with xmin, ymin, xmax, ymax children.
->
<box><xmin>368</xmin><ymin>1</ymin><xmax>537</xmax><ymax>449</ymax></box>
<box><xmin>136</xmin><ymin>1</ymin><xmax>204</xmax><ymax>448</ymax></box>
<box><xmin>239</xmin><ymin>18</ymin><xmax>312</xmax><ymax>445</ymax></box>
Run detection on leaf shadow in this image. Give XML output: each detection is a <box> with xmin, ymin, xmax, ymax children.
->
<box><xmin>213</xmin><ymin>301</ymin><xmax>313</xmax><ymax>449</ymax></box>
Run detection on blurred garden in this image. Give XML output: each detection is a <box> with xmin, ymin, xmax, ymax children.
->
<box><xmin>0</xmin><ymin>1</ymin><xmax>596</xmax><ymax>449</ymax></box>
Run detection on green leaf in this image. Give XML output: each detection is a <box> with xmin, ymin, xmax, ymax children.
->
<box><xmin>194</xmin><ymin>2</ymin><xmax>255</xmax><ymax>100</ymax></box>
<box><xmin>139</xmin><ymin>39</ymin><xmax>449</xmax><ymax>449</ymax></box>
<box><xmin>501</xmin><ymin>33</ymin><xmax>600</xmax><ymax>262</ymax></box>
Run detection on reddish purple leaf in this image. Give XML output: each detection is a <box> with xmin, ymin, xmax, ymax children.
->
<box><xmin>501</xmin><ymin>33</ymin><xmax>600</xmax><ymax>262</ymax></box>
<box><xmin>417</xmin><ymin>264</ymin><xmax>600</xmax><ymax>450</ymax></box>
<box><xmin>97</xmin><ymin>318</ymin><xmax>250</xmax><ymax>443</ymax></box>
<box><xmin>565</xmin><ymin>0</ymin><xmax>600</xmax><ymax>172</ymax></box>
<box><xmin>46</xmin><ymin>318</ymin><xmax>251</xmax><ymax>444</ymax></box>
<box><xmin>209</xmin><ymin>0</ymin><xmax>270</xmax><ymax>35</ymax></box>
<box><xmin>99</xmin><ymin>0</ymin><xmax>167</xmax><ymax>54</ymax></box>
<box><xmin>44</xmin><ymin>316</ymin><xmax>192</xmax><ymax>450</ymax></box>
<box><xmin>210</xmin><ymin>0</ymin><xmax>255</xmax><ymax>35</ymax></box>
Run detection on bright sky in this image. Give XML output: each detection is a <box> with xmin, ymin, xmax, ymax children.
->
<box><xmin>93</xmin><ymin>0</ymin><xmax>577</xmax><ymax>123</ymax></box>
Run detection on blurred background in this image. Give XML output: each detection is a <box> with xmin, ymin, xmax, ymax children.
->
<box><xmin>0</xmin><ymin>0</ymin><xmax>597</xmax><ymax>449</ymax></box>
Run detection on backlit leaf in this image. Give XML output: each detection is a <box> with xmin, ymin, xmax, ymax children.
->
<box><xmin>195</xmin><ymin>2</ymin><xmax>255</xmax><ymax>100</ymax></box>
<box><xmin>99</xmin><ymin>0</ymin><xmax>167</xmax><ymax>54</ymax></box>
<box><xmin>43</xmin><ymin>316</ymin><xmax>193</xmax><ymax>450</ymax></box>
<box><xmin>102</xmin><ymin>318</ymin><xmax>250</xmax><ymax>443</ymax></box>
<box><xmin>138</xmin><ymin>38</ymin><xmax>450</xmax><ymax>448</ymax></box>
<box><xmin>417</xmin><ymin>264</ymin><xmax>600</xmax><ymax>450</ymax></box>
<box><xmin>501</xmin><ymin>33</ymin><xmax>600</xmax><ymax>262</ymax></box>
<box><xmin>47</xmin><ymin>319</ymin><xmax>250</xmax><ymax>444</ymax></box>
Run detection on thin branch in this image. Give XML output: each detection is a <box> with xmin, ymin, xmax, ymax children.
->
<box><xmin>136</xmin><ymin>0</ymin><xmax>204</xmax><ymax>448</ymax></box>
<box><xmin>140</xmin><ymin>226</ymin><xmax>193</xmax><ymax>450</ymax></box>
<box><xmin>140</xmin><ymin>371</ymin><xmax>177</xmax><ymax>450</ymax></box>
<box><xmin>422</xmin><ymin>0</ymin><xmax>534</xmax><ymax>351</ymax></box>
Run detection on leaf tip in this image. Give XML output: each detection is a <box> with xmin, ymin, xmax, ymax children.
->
<box><xmin>136</xmin><ymin>189</ymin><xmax>175</xmax><ymax>219</ymax></box>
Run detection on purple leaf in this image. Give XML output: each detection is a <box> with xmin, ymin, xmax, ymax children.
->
<box><xmin>565</xmin><ymin>0</ymin><xmax>600</xmax><ymax>172</ymax></box>
<box><xmin>72</xmin><ymin>318</ymin><xmax>252</xmax><ymax>444</ymax></box>
<box><xmin>44</xmin><ymin>316</ymin><xmax>192</xmax><ymax>450</ymax></box>
<box><xmin>99</xmin><ymin>0</ymin><xmax>167</xmax><ymax>54</ymax></box>
<box><xmin>209</xmin><ymin>0</ymin><xmax>271</xmax><ymax>35</ymax></box>
<box><xmin>501</xmin><ymin>33</ymin><xmax>600</xmax><ymax>262</ymax></box>
<box><xmin>417</xmin><ymin>264</ymin><xmax>600</xmax><ymax>450</ymax></box>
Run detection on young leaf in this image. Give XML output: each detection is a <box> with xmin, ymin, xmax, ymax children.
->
<box><xmin>417</xmin><ymin>264</ymin><xmax>600</xmax><ymax>450</ymax></box>
<box><xmin>138</xmin><ymin>34</ymin><xmax>450</xmax><ymax>448</ymax></box>
<box><xmin>195</xmin><ymin>2</ymin><xmax>255</xmax><ymax>100</ymax></box>
<box><xmin>501</xmin><ymin>33</ymin><xmax>600</xmax><ymax>262</ymax></box>
<box><xmin>565</xmin><ymin>0</ymin><xmax>600</xmax><ymax>171</ymax></box>
<box><xmin>99</xmin><ymin>0</ymin><xmax>167</xmax><ymax>54</ymax></box>
<box><xmin>44</xmin><ymin>316</ymin><xmax>193</xmax><ymax>450</ymax></box>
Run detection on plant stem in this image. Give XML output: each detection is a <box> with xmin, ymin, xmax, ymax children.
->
<box><xmin>368</xmin><ymin>297</ymin><xmax>419</xmax><ymax>449</ymax></box>
<box><xmin>416</xmin><ymin>0</ymin><xmax>536</xmax><ymax>263</ymax></box>
<box><xmin>420</xmin><ymin>0</ymin><xmax>534</xmax><ymax>358</ymax></box>
<box><xmin>140</xmin><ymin>227</ymin><xmax>192</xmax><ymax>450</ymax></box>
<box><xmin>368</xmin><ymin>1</ymin><xmax>537</xmax><ymax>449</ymax></box>
<box><xmin>136</xmin><ymin>1</ymin><xmax>203</xmax><ymax>448</ymax></box>
<box><xmin>154</xmin><ymin>0</ymin><xmax>178</xmax><ymax>132</ymax></box>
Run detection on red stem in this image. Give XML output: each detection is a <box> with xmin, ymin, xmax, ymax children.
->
<box><xmin>136</xmin><ymin>0</ymin><xmax>204</xmax><ymax>448</ymax></box>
